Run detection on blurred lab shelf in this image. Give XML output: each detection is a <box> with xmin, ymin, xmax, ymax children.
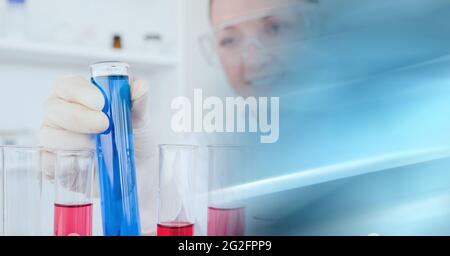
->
<box><xmin>0</xmin><ymin>39</ymin><xmax>178</xmax><ymax>70</ymax></box>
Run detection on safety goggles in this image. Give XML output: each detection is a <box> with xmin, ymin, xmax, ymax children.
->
<box><xmin>199</xmin><ymin>2</ymin><xmax>322</xmax><ymax>67</ymax></box>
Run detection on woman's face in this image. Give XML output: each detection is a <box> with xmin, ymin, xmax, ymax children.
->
<box><xmin>210</xmin><ymin>0</ymin><xmax>301</xmax><ymax>97</ymax></box>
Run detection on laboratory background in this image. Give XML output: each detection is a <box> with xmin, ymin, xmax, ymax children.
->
<box><xmin>1</xmin><ymin>0</ymin><xmax>450</xmax><ymax>237</ymax></box>
<box><xmin>0</xmin><ymin>0</ymin><xmax>216</xmax><ymax>144</ymax></box>
<box><xmin>0</xmin><ymin>0</ymin><xmax>215</xmax><ymax>236</ymax></box>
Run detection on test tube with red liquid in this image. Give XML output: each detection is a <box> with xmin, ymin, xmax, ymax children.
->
<box><xmin>207</xmin><ymin>145</ymin><xmax>247</xmax><ymax>236</ymax></box>
<box><xmin>54</xmin><ymin>150</ymin><xmax>95</xmax><ymax>236</ymax></box>
<box><xmin>157</xmin><ymin>145</ymin><xmax>198</xmax><ymax>236</ymax></box>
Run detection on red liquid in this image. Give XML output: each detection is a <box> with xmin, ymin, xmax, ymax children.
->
<box><xmin>54</xmin><ymin>203</ymin><xmax>93</xmax><ymax>236</ymax></box>
<box><xmin>157</xmin><ymin>221</ymin><xmax>194</xmax><ymax>236</ymax></box>
<box><xmin>207</xmin><ymin>206</ymin><xmax>245</xmax><ymax>236</ymax></box>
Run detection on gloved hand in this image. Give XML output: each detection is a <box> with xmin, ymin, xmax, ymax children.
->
<box><xmin>39</xmin><ymin>75</ymin><xmax>160</xmax><ymax>234</ymax></box>
<box><xmin>40</xmin><ymin>75</ymin><xmax>150</xmax><ymax>156</ymax></box>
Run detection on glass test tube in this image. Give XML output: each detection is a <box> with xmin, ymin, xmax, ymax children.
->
<box><xmin>207</xmin><ymin>145</ymin><xmax>247</xmax><ymax>236</ymax></box>
<box><xmin>53</xmin><ymin>150</ymin><xmax>95</xmax><ymax>236</ymax></box>
<box><xmin>91</xmin><ymin>61</ymin><xmax>141</xmax><ymax>236</ymax></box>
<box><xmin>2</xmin><ymin>146</ymin><xmax>42</xmax><ymax>236</ymax></box>
<box><xmin>157</xmin><ymin>145</ymin><xmax>198</xmax><ymax>236</ymax></box>
<box><xmin>0</xmin><ymin>146</ymin><xmax>3</xmax><ymax>236</ymax></box>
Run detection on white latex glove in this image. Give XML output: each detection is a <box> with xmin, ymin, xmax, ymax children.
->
<box><xmin>39</xmin><ymin>75</ymin><xmax>159</xmax><ymax>234</ymax></box>
<box><xmin>40</xmin><ymin>75</ymin><xmax>150</xmax><ymax>153</ymax></box>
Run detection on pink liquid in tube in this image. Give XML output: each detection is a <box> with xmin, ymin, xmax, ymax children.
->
<box><xmin>157</xmin><ymin>221</ymin><xmax>194</xmax><ymax>236</ymax></box>
<box><xmin>207</xmin><ymin>206</ymin><xmax>245</xmax><ymax>236</ymax></box>
<box><xmin>54</xmin><ymin>203</ymin><xmax>93</xmax><ymax>236</ymax></box>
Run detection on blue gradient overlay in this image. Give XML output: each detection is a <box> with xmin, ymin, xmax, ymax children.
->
<box><xmin>224</xmin><ymin>0</ymin><xmax>450</xmax><ymax>235</ymax></box>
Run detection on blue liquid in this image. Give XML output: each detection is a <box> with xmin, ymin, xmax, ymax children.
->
<box><xmin>92</xmin><ymin>75</ymin><xmax>141</xmax><ymax>236</ymax></box>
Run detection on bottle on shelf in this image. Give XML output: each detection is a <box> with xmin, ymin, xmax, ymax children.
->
<box><xmin>112</xmin><ymin>34</ymin><xmax>122</xmax><ymax>49</ymax></box>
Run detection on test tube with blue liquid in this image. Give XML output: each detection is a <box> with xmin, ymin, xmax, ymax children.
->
<box><xmin>90</xmin><ymin>61</ymin><xmax>141</xmax><ymax>236</ymax></box>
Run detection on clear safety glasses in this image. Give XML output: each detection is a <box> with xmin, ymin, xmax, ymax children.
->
<box><xmin>199</xmin><ymin>2</ymin><xmax>322</xmax><ymax>67</ymax></box>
